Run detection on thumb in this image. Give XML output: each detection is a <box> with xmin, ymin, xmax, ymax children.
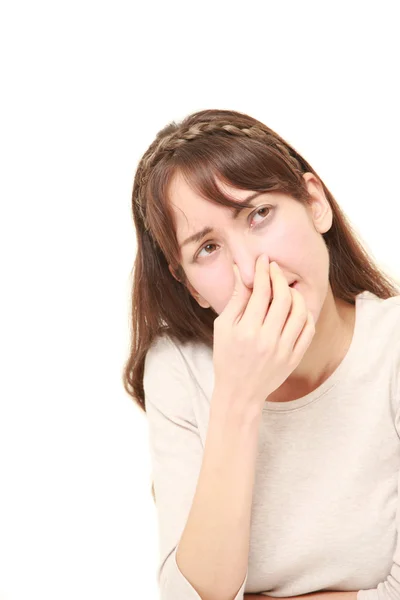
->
<box><xmin>220</xmin><ymin>263</ymin><xmax>251</xmax><ymax>323</ymax></box>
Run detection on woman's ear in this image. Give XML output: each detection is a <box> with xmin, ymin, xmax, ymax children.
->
<box><xmin>302</xmin><ymin>172</ymin><xmax>333</xmax><ymax>234</ymax></box>
<box><xmin>168</xmin><ymin>264</ymin><xmax>211</xmax><ymax>309</ymax></box>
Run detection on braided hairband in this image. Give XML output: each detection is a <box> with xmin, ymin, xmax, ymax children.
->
<box><xmin>135</xmin><ymin>122</ymin><xmax>301</xmax><ymax>230</ymax></box>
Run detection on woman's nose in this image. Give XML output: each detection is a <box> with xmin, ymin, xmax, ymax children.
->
<box><xmin>233</xmin><ymin>254</ymin><xmax>268</xmax><ymax>290</ymax></box>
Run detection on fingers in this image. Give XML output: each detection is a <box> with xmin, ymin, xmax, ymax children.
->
<box><xmin>260</xmin><ymin>261</ymin><xmax>293</xmax><ymax>337</ymax></box>
<box><xmin>269</xmin><ymin>284</ymin><xmax>314</xmax><ymax>353</ymax></box>
<box><xmin>218</xmin><ymin>262</ymin><xmax>252</xmax><ymax>324</ymax></box>
<box><xmin>240</xmin><ymin>254</ymin><xmax>272</xmax><ymax>329</ymax></box>
<box><xmin>291</xmin><ymin>307</ymin><xmax>315</xmax><ymax>355</ymax></box>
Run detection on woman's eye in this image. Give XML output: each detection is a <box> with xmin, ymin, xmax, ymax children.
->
<box><xmin>251</xmin><ymin>206</ymin><xmax>270</xmax><ymax>226</ymax></box>
<box><xmin>196</xmin><ymin>243</ymin><xmax>218</xmax><ymax>259</ymax></box>
<box><xmin>195</xmin><ymin>206</ymin><xmax>272</xmax><ymax>260</ymax></box>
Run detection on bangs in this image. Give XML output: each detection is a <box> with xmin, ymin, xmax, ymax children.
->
<box><xmin>170</xmin><ymin>132</ymin><xmax>300</xmax><ymax>212</ymax></box>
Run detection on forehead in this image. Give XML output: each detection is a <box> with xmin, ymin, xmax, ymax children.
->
<box><xmin>168</xmin><ymin>172</ymin><xmax>296</xmax><ymax>236</ymax></box>
<box><xmin>168</xmin><ymin>174</ymin><xmax>238</xmax><ymax>243</ymax></box>
<box><xmin>168</xmin><ymin>172</ymin><xmax>263</xmax><ymax>224</ymax></box>
<box><xmin>168</xmin><ymin>172</ymin><xmax>225</xmax><ymax>212</ymax></box>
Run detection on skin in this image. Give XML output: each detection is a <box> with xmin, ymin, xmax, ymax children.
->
<box><xmin>168</xmin><ymin>171</ymin><xmax>356</xmax><ymax>403</ymax></box>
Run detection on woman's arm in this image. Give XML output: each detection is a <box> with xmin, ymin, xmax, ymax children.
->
<box><xmin>175</xmin><ymin>396</ymin><xmax>262</xmax><ymax>600</ymax></box>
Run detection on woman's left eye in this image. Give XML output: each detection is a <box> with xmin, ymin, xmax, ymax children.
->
<box><xmin>251</xmin><ymin>206</ymin><xmax>271</xmax><ymax>226</ymax></box>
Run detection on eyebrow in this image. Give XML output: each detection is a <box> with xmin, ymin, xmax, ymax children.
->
<box><xmin>179</xmin><ymin>192</ymin><xmax>264</xmax><ymax>249</ymax></box>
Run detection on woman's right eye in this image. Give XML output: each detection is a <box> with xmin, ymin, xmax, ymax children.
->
<box><xmin>196</xmin><ymin>243</ymin><xmax>218</xmax><ymax>260</ymax></box>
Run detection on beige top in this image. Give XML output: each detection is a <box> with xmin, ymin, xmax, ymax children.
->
<box><xmin>144</xmin><ymin>291</ymin><xmax>400</xmax><ymax>600</ymax></box>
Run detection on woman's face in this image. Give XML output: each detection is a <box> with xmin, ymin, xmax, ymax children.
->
<box><xmin>168</xmin><ymin>171</ymin><xmax>333</xmax><ymax>326</ymax></box>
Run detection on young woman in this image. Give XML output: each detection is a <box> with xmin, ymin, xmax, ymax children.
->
<box><xmin>122</xmin><ymin>109</ymin><xmax>400</xmax><ymax>600</ymax></box>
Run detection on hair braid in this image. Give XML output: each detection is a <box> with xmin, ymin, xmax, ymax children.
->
<box><xmin>134</xmin><ymin>120</ymin><xmax>302</xmax><ymax>229</ymax></box>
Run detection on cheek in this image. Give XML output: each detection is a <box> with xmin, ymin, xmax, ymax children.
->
<box><xmin>193</xmin><ymin>268</ymin><xmax>228</xmax><ymax>298</ymax></box>
<box><xmin>270</xmin><ymin>224</ymin><xmax>309</xmax><ymax>266</ymax></box>
<box><xmin>279</xmin><ymin>222</ymin><xmax>322</xmax><ymax>269</ymax></box>
<box><xmin>193</xmin><ymin>268</ymin><xmax>233</xmax><ymax>315</ymax></box>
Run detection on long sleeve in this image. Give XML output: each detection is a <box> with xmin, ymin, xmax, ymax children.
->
<box><xmin>357</xmin><ymin>341</ymin><xmax>400</xmax><ymax>600</ymax></box>
<box><xmin>143</xmin><ymin>335</ymin><xmax>248</xmax><ymax>600</ymax></box>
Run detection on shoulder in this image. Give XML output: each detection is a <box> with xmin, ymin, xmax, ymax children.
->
<box><xmin>356</xmin><ymin>292</ymin><xmax>400</xmax><ymax>406</ymax></box>
<box><xmin>144</xmin><ymin>333</ymin><xmax>188</xmax><ymax>389</ymax></box>
<box><xmin>143</xmin><ymin>333</ymin><xmax>208</xmax><ymax>416</ymax></box>
<box><xmin>358</xmin><ymin>291</ymin><xmax>400</xmax><ymax>336</ymax></box>
<box><xmin>145</xmin><ymin>332</ymin><xmax>210</xmax><ymax>372</ymax></box>
<box><xmin>144</xmin><ymin>332</ymin><xmax>179</xmax><ymax>366</ymax></box>
<box><xmin>356</xmin><ymin>292</ymin><xmax>400</xmax><ymax>374</ymax></box>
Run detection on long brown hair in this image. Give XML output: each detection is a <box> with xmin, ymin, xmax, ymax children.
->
<box><xmin>122</xmin><ymin>108</ymin><xmax>400</xmax><ymax>499</ymax></box>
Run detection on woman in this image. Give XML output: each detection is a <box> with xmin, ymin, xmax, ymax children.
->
<box><xmin>122</xmin><ymin>109</ymin><xmax>400</xmax><ymax>600</ymax></box>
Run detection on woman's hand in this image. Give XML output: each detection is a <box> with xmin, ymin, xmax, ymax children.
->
<box><xmin>212</xmin><ymin>256</ymin><xmax>315</xmax><ymax>415</ymax></box>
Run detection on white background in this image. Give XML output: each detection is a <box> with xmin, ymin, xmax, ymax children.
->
<box><xmin>1</xmin><ymin>1</ymin><xmax>399</xmax><ymax>599</ymax></box>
